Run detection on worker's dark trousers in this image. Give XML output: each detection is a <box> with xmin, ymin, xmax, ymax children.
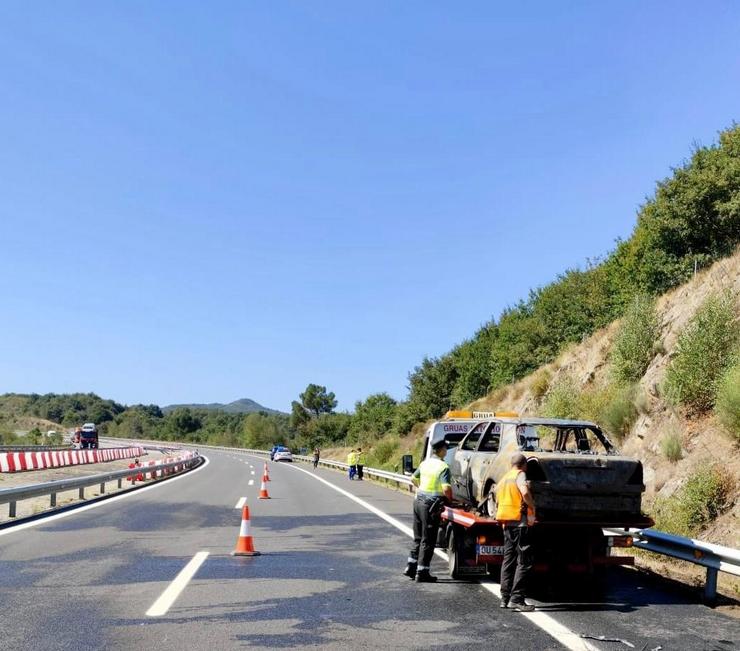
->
<box><xmin>357</xmin><ymin>465</ymin><xmax>364</xmax><ymax>480</ymax></box>
<box><xmin>500</xmin><ymin>525</ymin><xmax>533</xmax><ymax>604</ymax></box>
<box><xmin>410</xmin><ymin>497</ymin><xmax>440</xmax><ymax>569</ymax></box>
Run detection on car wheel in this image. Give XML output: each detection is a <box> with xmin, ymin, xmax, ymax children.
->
<box><xmin>482</xmin><ymin>489</ymin><xmax>496</xmax><ymax>518</ymax></box>
<box><xmin>448</xmin><ymin>526</ymin><xmax>463</xmax><ymax>579</ymax></box>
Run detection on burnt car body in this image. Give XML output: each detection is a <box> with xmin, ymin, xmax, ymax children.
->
<box><xmin>449</xmin><ymin>418</ymin><xmax>646</xmax><ymax>525</ymax></box>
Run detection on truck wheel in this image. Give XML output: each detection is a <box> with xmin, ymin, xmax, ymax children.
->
<box><xmin>482</xmin><ymin>488</ymin><xmax>496</xmax><ymax>518</ymax></box>
<box><xmin>448</xmin><ymin>526</ymin><xmax>463</xmax><ymax>579</ymax></box>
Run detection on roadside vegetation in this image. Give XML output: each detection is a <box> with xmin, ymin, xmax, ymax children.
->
<box><xmin>715</xmin><ymin>361</ymin><xmax>740</xmax><ymax>441</ymax></box>
<box><xmin>653</xmin><ymin>466</ymin><xmax>734</xmax><ymax>537</ymax></box>
<box><xmin>610</xmin><ymin>294</ymin><xmax>660</xmax><ymax>384</ymax></box>
<box><xmin>664</xmin><ymin>291</ymin><xmax>739</xmax><ymax>413</ymax></box>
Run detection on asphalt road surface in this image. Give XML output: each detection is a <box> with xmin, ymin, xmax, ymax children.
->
<box><xmin>0</xmin><ymin>448</ymin><xmax>737</xmax><ymax>650</ymax></box>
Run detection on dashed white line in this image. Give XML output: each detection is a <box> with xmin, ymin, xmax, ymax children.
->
<box><xmin>250</xmin><ymin>455</ymin><xmax>597</xmax><ymax>651</ymax></box>
<box><xmin>248</xmin><ymin>479</ymin><xmax>254</xmax><ymax>486</ymax></box>
<box><xmin>146</xmin><ymin>551</ymin><xmax>209</xmax><ymax>617</ymax></box>
<box><xmin>250</xmin><ymin>470</ymin><xmax>255</xmax><ymax>475</ymax></box>
<box><xmin>234</xmin><ymin>496</ymin><xmax>247</xmax><ymax>509</ymax></box>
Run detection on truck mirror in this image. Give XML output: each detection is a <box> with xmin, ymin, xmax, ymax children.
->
<box><xmin>402</xmin><ymin>454</ymin><xmax>414</xmax><ymax>475</ymax></box>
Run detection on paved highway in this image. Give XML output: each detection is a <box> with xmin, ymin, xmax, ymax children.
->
<box><xmin>0</xmin><ymin>448</ymin><xmax>737</xmax><ymax>650</ymax></box>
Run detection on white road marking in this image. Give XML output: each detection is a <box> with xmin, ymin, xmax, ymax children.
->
<box><xmin>253</xmin><ymin>456</ymin><xmax>597</xmax><ymax>651</ymax></box>
<box><xmin>248</xmin><ymin>479</ymin><xmax>254</xmax><ymax>486</ymax></box>
<box><xmin>234</xmin><ymin>496</ymin><xmax>247</xmax><ymax>509</ymax></box>
<box><xmin>146</xmin><ymin>551</ymin><xmax>209</xmax><ymax>617</ymax></box>
<box><xmin>250</xmin><ymin>470</ymin><xmax>255</xmax><ymax>475</ymax></box>
<box><xmin>0</xmin><ymin>456</ymin><xmax>210</xmax><ymax>538</ymax></box>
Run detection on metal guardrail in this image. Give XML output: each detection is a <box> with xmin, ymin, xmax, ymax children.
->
<box><xmin>292</xmin><ymin>454</ymin><xmax>415</xmax><ymax>491</ymax></box>
<box><xmin>629</xmin><ymin>528</ymin><xmax>740</xmax><ymax>602</ymax></box>
<box><xmin>0</xmin><ymin>455</ymin><xmax>202</xmax><ymax>519</ymax></box>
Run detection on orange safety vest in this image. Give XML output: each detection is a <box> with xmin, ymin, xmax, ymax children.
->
<box><xmin>495</xmin><ymin>467</ymin><xmax>533</xmax><ymax>523</ymax></box>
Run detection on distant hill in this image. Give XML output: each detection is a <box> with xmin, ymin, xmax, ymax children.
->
<box><xmin>162</xmin><ymin>398</ymin><xmax>282</xmax><ymax>415</ymax></box>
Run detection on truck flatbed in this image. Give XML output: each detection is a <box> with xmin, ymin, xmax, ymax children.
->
<box><xmin>439</xmin><ymin>504</ymin><xmax>640</xmax><ymax>580</ymax></box>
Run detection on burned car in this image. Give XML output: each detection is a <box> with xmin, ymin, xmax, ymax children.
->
<box><xmin>449</xmin><ymin>417</ymin><xmax>647</xmax><ymax>525</ymax></box>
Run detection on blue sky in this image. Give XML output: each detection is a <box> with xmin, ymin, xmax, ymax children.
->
<box><xmin>1</xmin><ymin>2</ymin><xmax>739</xmax><ymax>411</ymax></box>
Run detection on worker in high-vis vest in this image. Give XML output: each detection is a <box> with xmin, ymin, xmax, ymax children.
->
<box><xmin>495</xmin><ymin>452</ymin><xmax>536</xmax><ymax>611</ymax></box>
<box><xmin>347</xmin><ymin>450</ymin><xmax>357</xmax><ymax>480</ymax></box>
<box><xmin>404</xmin><ymin>439</ymin><xmax>452</xmax><ymax>583</ymax></box>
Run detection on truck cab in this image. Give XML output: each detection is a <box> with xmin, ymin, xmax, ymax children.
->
<box><xmin>412</xmin><ymin>410</ymin><xmax>518</xmax><ymax>471</ymax></box>
<box><xmin>79</xmin><ymin>423</ymin><xmax>98</xmax><ymax>449</ymax></box>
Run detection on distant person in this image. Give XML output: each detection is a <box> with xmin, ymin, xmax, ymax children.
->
<box><xmin>356</xmin><ymin>447</ymin><xmax>365</xmax><ymax>481</ymax></box>
<box><xmin>496</xmin><ymin>452</ymin><xmax>536</xmax><ymax>612</ymax></box>
<box><xmin>313</xmin><ymin>447</ymin><xmax>320</xmax><ymax>469</ymax></box>
<box><xmin>347</xmin><ymin>449</ymin><xmax>357</xmax><ymax>480</ymax></box>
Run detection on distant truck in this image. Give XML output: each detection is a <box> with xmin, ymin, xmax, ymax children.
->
<box><xmin>78</xmin><ymin>423</ymin><xmax>98</xmax><ymax>449</ymax></box>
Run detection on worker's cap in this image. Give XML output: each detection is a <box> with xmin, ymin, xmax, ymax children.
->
<box><xmin>432</xmin><ymin>440</ymin><xmax>449</xmax><ymax>451</ymax></box>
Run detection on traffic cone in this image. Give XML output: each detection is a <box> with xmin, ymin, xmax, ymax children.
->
<box><xmin>258</xmin><ymin>476</ymin><xmax>270</xmax><ymax>499</ymax></box>
<box><xmin>232</xmin><ymin>505</ymin><xmax>260</xmax><ymax>556</ymax></box>
<box><xmin>263</xmin><ymin>462</ymin><xmax>270</xmax><ymax>481</ymax></box>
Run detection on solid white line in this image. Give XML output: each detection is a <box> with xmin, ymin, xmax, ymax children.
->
<box><xmin>0</xmin><ymin>456</ymin><xmax>210</xmax><ymax>538</ymax></box>
<box><xmin>146</xmin><ymin>551</ymin><xmax>209</xmax><ymax>617</ymax></box>
<box><xmin>248</xmin><ymin>479</ymin><xmax>254</xmax><ymax>486</ymax></box>
<box><xmin>252</xmin><ymin>456</ymin><xmax>597</xmax><ymax>651</ymax></box>
<box><xmin>235</xmin><ymin>496</ymin><xmax>247</xmax><ymax>509</ymax></box>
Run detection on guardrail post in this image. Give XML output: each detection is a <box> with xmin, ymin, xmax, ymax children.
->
<box><xmin>78</xmin><ymin>487</ymin><xmax>85</xmax><ymax>500</ymax></box>
<box><xmin>704</xmin><ymin>567</ymin><xmax>718</xmax><ymax>603</ymax></box>
<box><xmin>100</xmin><ymin>482</ymin><xmax>105</xmax><ymax>494</ymax></box>
<box><xmin>117</xmin><ymin>478</ymin><xmax>122</xmax><ymax>489</ymax></box>
<box><xmin>50</xmin><ymin>493</ymin><xmax>57</xmax><ymax>508</ymax></box>
<box><xmin>9</xmin><ymin>501</ymin><xmax>16</xmax><ymax>518</ymax></box>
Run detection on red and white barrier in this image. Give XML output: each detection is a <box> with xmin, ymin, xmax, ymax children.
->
<box><xmin>0</xmin><ymin>446</ymin><xmax>146</xmax><ymax>473</ymax></box>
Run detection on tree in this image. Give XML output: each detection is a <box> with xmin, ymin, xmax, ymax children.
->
<box><xmin>299</xmin><ymin>384</ymin><xmax>337</xmax><ymax>418</ymax></box>
<box><xmin>290</xmin><ymin>400</ymin><xmax>311</xmax><ymax>430</ymax></box>
<box><xmin>450</xmin><ymin>325</ymin><xmax>495</xmax><ymax>407</ymax></box>
<box><xmin>349</xmin><ymin>393</ymin><xmax>397</xmax><ymax>443</ymax></box>
<box><xmin>405</xmin><ymin>356</ymin><xmax>457</xmax><ymax>424</ymax></box>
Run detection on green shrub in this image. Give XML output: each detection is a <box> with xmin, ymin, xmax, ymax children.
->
<box><xmin>715</xmin><ymin>361</ymin><xmax>740</xmax><ymax>441</ymax></box>
<box><xmin>653</xmin><ymin>466</ymin><xmax>733</xmax><ymax>536</ymax></box>
<box><xmin>660</xmin><ymin>430</ymin><xmax>683</xmax><ymax>462</ymax></box>
<box><xmin>664</xmin><ymin>292</ymin><xmax>740</xmax><ymax>413</ymax></box>
<box><xmin>610</xmin><ymin>294</ymin><xmax>660</xmax><ymax>384</ymax></box>
<box><xmin>598</xmin><ymin>384</ymin><xmax>638</xmax><ymax>441</ymax></box>
<box><xmin>541</xmin><ymin>375</ymin><xmax>580</xmax><ymax>419</ymax></box>
<box><xmin>530</xmin><ymin>369</ymin><xmax>551</xmax><ymax>400</ymax></box>
<box><xmin>367</xmin><ymin>436</ymin><xmax>400</xmax><ymax>469</ymax></box>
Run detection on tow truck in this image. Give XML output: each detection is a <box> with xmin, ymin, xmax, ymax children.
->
<box><xmin>440</xmin><ymin>504</ymin><xmax>652</xmax><ymax>581</ymax></box>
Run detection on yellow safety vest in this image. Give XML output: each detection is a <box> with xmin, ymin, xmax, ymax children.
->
<box><xmin>356</xmin><ymin>452</ymin><xmax>365</xmax><ymax>465</ymax></box>
<box><xmin>347</xmin><ymin>452</ymin><xmax>357</xmax><ymax>465</ymax></box>
<box><xmin>495</xmin><ymin>467</ymin><xmax>533</xmax><ymax>522</ymax></box>
<box><xmin>416</xmin><ymin>457</ymin><xmax>450</xmax><ymax>496</ymax></box>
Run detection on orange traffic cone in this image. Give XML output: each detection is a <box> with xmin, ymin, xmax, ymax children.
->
<box><xmin>258</xmin><ymin>476</ymin><xmax>270</xmax><ymax>499</ymax></box>
<box><xmin>232</xmin><ymin>505</ymin><xmax>261</xmax><ymax>556</ymax></box>
<box><xmin>263</xmin><ymin>462</ymin><xmax>270</xmax><ymax>481</ymax></box>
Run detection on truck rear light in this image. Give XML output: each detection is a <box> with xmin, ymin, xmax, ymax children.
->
<box><xmin>609</xmin><ymin>536</ymin><xmax>633</xmax><ymax>548</ymax></box>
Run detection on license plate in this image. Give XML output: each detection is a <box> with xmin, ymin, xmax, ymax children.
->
<box><xmin>477</xmin><ymin>545</ymin><xmax>504</xmax><ymax>556</ymax></box>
